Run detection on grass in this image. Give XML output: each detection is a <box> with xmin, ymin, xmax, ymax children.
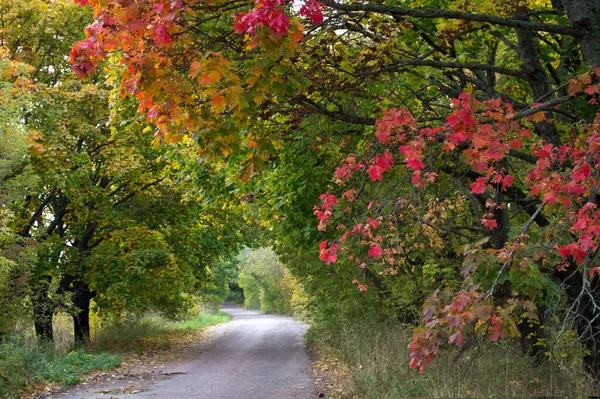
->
<box><xmin>0</xmin><ymin>339</ymin><xmax>120</xmax><ymax>398</ymax></box>
<box><xmin>308</xmin><ymin>319</ymin><xmax>600</xmax><ymax>398</ymax></box>
<box><xmin>89</xmin><ymin>311</ymin><xmax>231</xmax><ymax>353</ymax></box>
<box><xmin>0</xmin><ymin>310</ymin><xmax>231</xmax><ymax>398</ymax></box>
<box><xmin>172</xmin><ymin>311</ymin><xmax>231</xmax><ymax>330</ymax></box>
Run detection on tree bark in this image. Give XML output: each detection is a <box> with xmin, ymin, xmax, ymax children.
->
<box><xmin>563</xmin><ymin>0</ymin><xmax>600</xmax><ymax>66</ymax></box>
<box><xmin>72</xmin><ymin>280</ymin><xmax>94</xmax><ymax>343</ymax></box>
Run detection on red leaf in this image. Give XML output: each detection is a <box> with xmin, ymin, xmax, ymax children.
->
<box><xmin>448</xmin><ymin>331</ymin><xmax>465</xmax><ymax>347</ymax></box>
<box><xmin>470</xmin><ymin>179</ymin><xmax>487</xmax><ymax>195</ymax></box>
<box><xmin>508</xmin><ymin>138</ymin><xmax>523</xmax><ymax>149</ymax></box>
<box><xmin>501</xmin><ymin>175</ymin><xmax>514</xmax><ymax>189</ymax></box>
<box><xmin>585</xmin><ymin>85</ymin><xmax>599</xmax><ymax>95</ymax></box>
<box><xmin>368</xmin><ymin>244</ymin><xmax>382</xmax><ymax>259</ymax></box>
<box><xmin>489</xmin><ymin>317</ymin><xmax>502</xmax><ymax>342</ymax></box>
<box><xmin>367</xmin><ymin>217</ymin><xmax>380</xmax><ymax>229</ymax></box>
<box><xmin>368</xmin><ymin>165</ymin><xmax>383</xmax><ymax>181</ymax></box>
<box><xmin>572</xmin><ymin>164</ymin><xmax>591</xmax><ymax>182</ymax></box>
<box><xmin>482</xmin><ymin>218</ymin><xmax>498</xmax><ymax>230</ymax></box>
<box><xmin>406</xmin><ymin>158</ymin><xmax>425</xmax><ymax>170</ymax></box>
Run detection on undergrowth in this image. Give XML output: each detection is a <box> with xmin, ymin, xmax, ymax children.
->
<box><xmin>0</xmin><ymin>340</ymin><xmax>120</xmax><ymax>398</ymax></box>
<box><xmin>307</xmin><ymin>319</ymin><xmax>600</xmax><ymax>398</ymax></box>
<box><xmin>89</xmin><ymin>311</ymin><xmax>231</xmax><ymax>353</ymax></box>
<box><xmin>0</xmin><ymin>310</ymin><xmax>231</xmax><ymax>398</ymax></box>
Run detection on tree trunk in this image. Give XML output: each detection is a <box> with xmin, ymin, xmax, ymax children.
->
<box><xmin>563</xmin><ymin>0</ymin><xmax>600</xmax><ymax>67</ymax></box>
<box><xmin>72</xmin><ymin>280</ymin><xmax>94</xmax><ymax>343</ymax></box>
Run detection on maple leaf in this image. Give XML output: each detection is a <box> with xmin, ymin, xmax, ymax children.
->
<box><xmin>319</xmin><ymin>242</ymin><xmax>338</xmax><ymax>264</ymax></box>
<box><xmin>482</xmin><ymin>218</ymin><xmax>498</xmax><ymax>230</ymax></box>
<box><xmin>585</xmin><ymin>85</ymin><xmax>600</xmax><ymax>95</ymax></box>
<box><xmin>572</xmin><ymin>164</ymin><xmax>591</xmax><ymax>182</ymax></box>
<box><xmin>489</xmin><ymin>317</ymin><xmax>502</xmax><ymax>342</ymax></box>
<box><xmin>406</xmin><ymin>158</ymin><xmax>425</xmax><ymax>170</ymax></box>
<box><xmin>211</xmin><ymin>95</ymin><xmax>226</xmax><ymax>113</ymax></box>
<box><xmin>368</xmin><ymin>165</ymin><xmax>383</xmax><ymax>181</ymax></box>
<box><xmin>501</xmin><ymin>175</ymin><xmax>514</xmax><ymax>189</ymax></box>
<box><xmin>375</xmin><ymin>151</ymin><xmax>394</xmax><ymax>172</ymax></box>
<box><xmin>508</xmin><ymin>138</ymin><xmax>523</xmax><ymax>149</ymax></box>
<box><xmin>572</xmin><ymin>216</ymin><xmax>588</xmax><ymax>231</ymax></box>
<box><xmin>367</xmin><ymin>217</ymin><xmax>380</xmax><ymax>229</ymax></box>
<box><xmin>367</xmin><ymin>244</ymin><xmax>382</xmax><ymax>259</ymax></box>
<box><xmin>529</xmin><ymin>111</ymin><xmax>546</xmax><ymax>122</ymax></box>
<box><xmin>299</xmin><ymin>0</ymin><xmax>325</xmax><ymax>24</ymax></box>
<box><xmin>470</xmin><ymin>178</ymin><xmax>487</xmax><ymax>194</ymax></box>
<box><xmin>448</xmin><ymin>331</ymin><xmax>465</xmax><ymax>347</ymax></box>
<box><xmin>189</xmin><ymin>61</ymin><xmax>201</xmax><ymax>78</ymax></box>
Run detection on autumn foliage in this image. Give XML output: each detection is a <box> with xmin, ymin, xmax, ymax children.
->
<box><xmin>70</xmin><ymin>0</ymin><xmax>600</xmax><ymax>375</ymax></box>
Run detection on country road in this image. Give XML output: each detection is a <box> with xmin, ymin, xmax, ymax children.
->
<box><xmin>46</xmin><ymin>304</ymin><xmax>315</xmax><ymax>399</ymax></box>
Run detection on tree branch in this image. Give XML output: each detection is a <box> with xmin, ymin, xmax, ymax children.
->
<box><xmin>320</xmin><ymin>0</ymin><xmax>581</xmax><ymax>36</ymax></box>
<box><xmin>379</xmin><ymin>58</ymin><xmax>527</xmax><ymax>79</ymax></box>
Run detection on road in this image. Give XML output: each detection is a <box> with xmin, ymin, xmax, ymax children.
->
<box><xmin>47</xmin><ymin>304</ymin><xmax>315</xmax><ymax>399</ymax></box>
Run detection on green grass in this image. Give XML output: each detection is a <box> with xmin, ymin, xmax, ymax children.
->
<box><xmin>90</xmin><ymin>311</ymin><xmax>231</xmax><ymax>353</ymax></box>
<box><xmin>308</xmin><ymin>320</ymin><xmax>600</xmax><ymax>398</ymax></box>
<box><xmin>172</xmin><ymin>311</ymin><xmax>231</xmax><ymax>330</ymax></box>
<box><xmin>0</xmin><ymin>339</ymin><xmax>120</xmax><ymax>398</ymax></box>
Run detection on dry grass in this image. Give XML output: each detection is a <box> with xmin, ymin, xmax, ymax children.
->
<box><xmin>308</xmin><ymin>320</ymin><xmax>599</xmax><ymax>398</ymax></box>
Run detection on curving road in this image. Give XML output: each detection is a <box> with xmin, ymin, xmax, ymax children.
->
<box><xmin>48</xmin><ymin>304</ymin><xmax>314</xmax><ymax>399</ymax></box>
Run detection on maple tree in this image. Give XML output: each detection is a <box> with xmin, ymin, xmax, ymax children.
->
<box><xmin>68</xmin><ymin>0</ymin><xmax>600</xmax><ymax>374</ymax></box>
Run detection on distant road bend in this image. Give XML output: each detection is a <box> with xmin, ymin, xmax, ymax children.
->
<box><xmin>49</xmin><ymin>303</ymin><xmax>315</xmax><ymax>399</ymax></box>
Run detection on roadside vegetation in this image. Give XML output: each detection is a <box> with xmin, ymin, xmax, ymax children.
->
<box><xmin>236</xmin><ymin>248</ymin><xmax>307</xmax><ymax>317</ymax></box>
<box><xmin>0</xmin><ymin>308</ymin><xmax>230</xmax><ymax>398</ymax></box>
<box><xmin>308</xmin><ymin>317</ymin><xmax>598</xmax><ymax>398</ymax></box>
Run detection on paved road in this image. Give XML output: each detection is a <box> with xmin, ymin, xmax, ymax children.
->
<box><xmin>48</xmin><ymin>304</ymin><xmax>314</xmax><ymax>399</ymax></box>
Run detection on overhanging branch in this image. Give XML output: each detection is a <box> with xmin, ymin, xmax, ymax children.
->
<box><xmin>320</xmin><ymin>0</ymin><xmax>580</xmax><ymax>37</ymax></box>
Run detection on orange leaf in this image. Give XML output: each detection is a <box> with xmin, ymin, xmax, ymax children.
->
<box><xmin>211</xmin><ymin>95</ymin><xmax>226</xmax><ymax>113</ymax></box>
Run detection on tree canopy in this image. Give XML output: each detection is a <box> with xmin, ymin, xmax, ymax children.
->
<box><xmin>2</xmin><ymin>0</ymin><xmax>600</xmax><ymax>379</ymax></box>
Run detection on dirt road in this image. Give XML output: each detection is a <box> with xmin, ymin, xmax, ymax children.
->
<box><xmin>47</xmin><ymin>304</ymin><xmax>315</xmax><ymax>399</ymax></box>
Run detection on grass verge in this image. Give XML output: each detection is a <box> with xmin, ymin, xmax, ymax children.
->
<box><xmin>308</xmin><ymin>320</ymin><xmax>599</xmax><ymax>398</ymax></box>
<box><xmin>89</xmin><ymin>311</ymin><xmax>231</xmax><ymax>353</ymax></box>
<box><xmin>0</xmin><ymin>340</ymin><xmax>120</xmax><ymax>398</ymax></box>
<box><xmin>0</xmin><ymin>310</ymin><xmax>231</xmax><ymax>398</ymax></box>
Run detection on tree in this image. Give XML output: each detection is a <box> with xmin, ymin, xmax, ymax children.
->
<box><xmin>1</xmin><ymin>0</ymin><xmax>249</xmax><ymax>342</ymax></box>
<box><xmin>0</xmin><ymin>47</ymin><xmax>38</xmax><ymax>338</ymax></box>
<box><xmin>69</xmin><ymin>0</ymin><xmax>600</xmax><ymax>373</ymax></box>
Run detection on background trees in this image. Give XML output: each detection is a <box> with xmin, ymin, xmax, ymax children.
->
<box><xmin>0</xmin><ymin>0</ymin><xmax>248</xmax><ymax>345</ymax></box>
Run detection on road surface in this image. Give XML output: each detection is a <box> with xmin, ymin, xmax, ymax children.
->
<box><xmin>46</xmin><ymin>304</ymin><xmax>315</xmax><ymax>399</ymax></box>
